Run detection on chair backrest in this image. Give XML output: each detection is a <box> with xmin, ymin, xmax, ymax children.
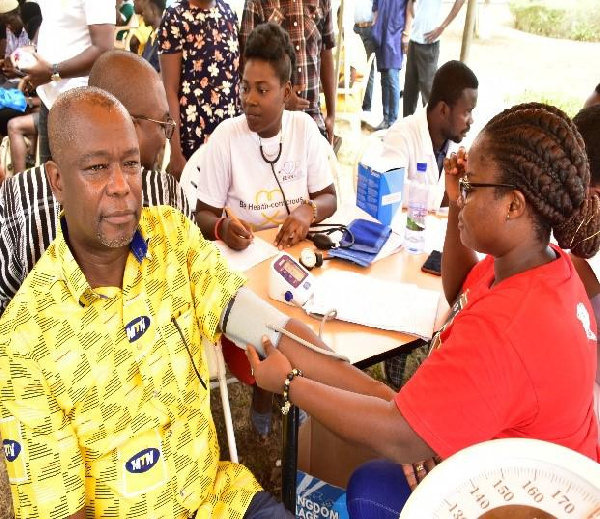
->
<box><xmin>202</xmin><ymin>337</ymin><xmax>239</xmax><ymax>463</ymax></box>
<box><xmin>179</xmin><ymin>145</ymin><xmax>205</xmax><ymax>208</ymax></box>
<box><xmin>324</xmin><ymin>140</ymin><xmax>343</xmax><ymax>205</ymax></box>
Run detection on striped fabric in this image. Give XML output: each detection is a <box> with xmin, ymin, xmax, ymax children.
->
<box><xmin>0</xmin><ymin>166</ymin><xmax>192</xmax><ymax>314</ymax></box>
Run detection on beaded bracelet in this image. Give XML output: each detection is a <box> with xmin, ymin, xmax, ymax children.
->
<box><xmin>281</xmin><ymin>368</ymin><xmax>303</xmax><ymax>415</ymax></box>
<box><xmin>214</xmin><ymin>217</ymin><xmax>225</xmax><ymax>241</ymax></box>
<box><xmin>302</xmin><ymin>199</ymin><xmax>318</xmax><ymax>223</ymax></box>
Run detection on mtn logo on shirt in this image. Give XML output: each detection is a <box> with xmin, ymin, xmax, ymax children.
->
<box><xmin>125</xmin><ymin>448</ymin><xmax>160</xmax><ymax>473</ymax></box>
<box><xmin>125</xmin><ymin>316</ymin><xmax>151</xmax><ymax>342</ymax></box>
<box><xmin>3</xmin><ymin>439</ymin><xmax>21</xmax><ymax>462</ymax></box>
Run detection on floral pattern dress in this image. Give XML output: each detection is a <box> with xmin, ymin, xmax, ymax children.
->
<box><xmin>158</xmin><ymin>0</ymin><xmax>241</xmax><ymax>160</ymax></box>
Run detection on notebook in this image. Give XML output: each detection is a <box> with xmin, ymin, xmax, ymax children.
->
<box><xmin>214</xmin><ymin>237</ymin><xmax>279</xmax><ymax>272</ymax></box>
<box><xmin>306</xmin><ymin>270</ymin><xmax>440</xmax><ymax>339</ymax></box>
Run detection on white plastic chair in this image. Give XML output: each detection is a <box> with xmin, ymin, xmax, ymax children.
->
<box><xmin>324</xmin><ymin>140</ymin><xmax>343</xmax><ymax>205</ymax></box>
<box><xmin>179</xmin><ymin>145</ymin><xmax>205</xmax><ymax>209</ymax></box>
<box><xmin>202</xmin><ymin>337</ymin><xmax>239</xmax><ymax>463</ymax></box>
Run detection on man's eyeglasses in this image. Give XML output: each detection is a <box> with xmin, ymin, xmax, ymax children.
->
<box><xmin>458</xmin><ymin>177</ymin><xmax>516</xmax><ymax>201</ymax></box>
<box><xmin>132</xmin><ymin>115</ymin><xmax>176</xmax><ymax>140</ymax></box>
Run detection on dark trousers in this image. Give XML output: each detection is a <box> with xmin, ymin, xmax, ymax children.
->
<box><xmin>353</xmin><ymin>24</ymin><xmax>377</xmax><ymax>111</ymax></box>
<box><xmin>403</xmin><ymin>40</ymin><xmax>440</xmax><ymax>117</ymax></box>
<box><xmin>244</xmin><ymin>491</ymin><xmax>296</xmax><ymax>518</ymax></box>
<box><xmin>346</xmin><ymin>460</ymin><xmax>412</xmax><ymax>518</ymax></box>
<box><xmin>190</xmin><ymin>491</ymin><xmax>294</xmax><ymax>518</ymax></box>
<box><xmin>38</xmin><ymin>101</ymin><xmax>51</xmax><ymax>163</ymax></box>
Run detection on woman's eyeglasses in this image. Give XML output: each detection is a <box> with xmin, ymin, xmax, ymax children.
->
<box><xmin>458</xmin><ymin>177</ymin><xmax>516</xmax><ymax>201</ymax></box>
<box><xmin>132</xmin><ymin>115</ymin><xmax>176</xmax><ymax>140</ymax></box>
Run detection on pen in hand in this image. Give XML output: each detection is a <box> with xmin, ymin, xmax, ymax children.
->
<box><xmin>224</xmin><ymin>207</ymin><xmax>254</xmax><ymax>243</ymax></box>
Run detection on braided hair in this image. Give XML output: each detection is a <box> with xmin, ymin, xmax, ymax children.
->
<box><xmin>244</xmin><ymin>23</ymin><xmax>296</xmax><ymax>85</ymax></box>
<box><xmin>482</xmin><ymin>102</ymin><xmax>600</xmax><ymax>259</ymax></box>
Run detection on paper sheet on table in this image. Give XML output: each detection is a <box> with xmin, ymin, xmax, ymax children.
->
<box><xmin>215</xmin><ymin>237</ymin><xmax>279</xmax><ymax>272</ymax></box>
<box><xmin>306</xmin><ymin>271</ymin><xmax>440</xmax><ymax>339</ymax></box>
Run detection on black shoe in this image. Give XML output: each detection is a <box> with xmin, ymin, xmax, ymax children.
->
<box><xmin>372</xmin><ymin>120</ymin><xmax>390</xmax><ymax>131</ymax></box>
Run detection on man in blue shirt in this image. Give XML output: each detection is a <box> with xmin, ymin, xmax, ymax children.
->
<box><xmin>371</xmin><ymin>0</ymin><xmax>409</xmax><ymax>130</ymax></box>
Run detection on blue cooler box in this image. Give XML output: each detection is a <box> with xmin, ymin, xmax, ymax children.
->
<box><xmin>356</xmin><ymin>163</ymin><xmax>405</xmax><ymax>226</ymax></box>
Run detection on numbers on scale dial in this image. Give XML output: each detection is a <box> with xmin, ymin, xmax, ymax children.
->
<box><xmin>437</xmin><ymin>463</ymin><xmax>600</xmax><ymax>519</ymax></box>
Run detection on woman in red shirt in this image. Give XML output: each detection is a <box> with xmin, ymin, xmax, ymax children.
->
<box><xmin>247</xmin><ymin>103</ymin><xmax>600</xmax><ymax>517</ymax></box>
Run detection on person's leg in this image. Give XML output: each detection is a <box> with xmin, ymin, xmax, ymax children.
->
<box><xmin>380</xmin><ymin>69</ymin><xmax>390</xmax><ymax>127</ymax></box>
<box><xmin>38</xmin><ymin>102</ymin><xmax>51</xmax><ymax>163</ymax></box>
<box><xmin>7</xmin><ymin>113</ymin><xmax>35</xmax><ymax>174</ymax></box>
<box><xmin>346</xmin><ymin>460</ymin><xmax>412</xmax><ymax>518</ymax></box>
<box><xmin>355</xmin><ymin>26</ymin><xmax>377</xmax><ymax>111</ymax></box>
<box><xmin>402</xmin><ymin>42</ymin><xmax>419</xmax><ymax>117</ymax></box>
<box><xmin>387</xmin><ymin>68</ymin><xmax>400</xmax><ymax>126</ymax></box>
<box><xmin>243</xmin><ymin>491</ymin><xmax>295</xmax><ymax>518</ymax></box>
<box><xmin>419</xmin><ymin>41</ymin><xmax>440</xmax><ymax>107</ymax></box>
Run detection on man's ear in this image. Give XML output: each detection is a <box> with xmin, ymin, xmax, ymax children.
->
<box><xmin>283</xmin><ymin>80</ymin><xmax>292</xmax><ymax>104</ymax></box>
<box><xmin>438</xmin><ymin>101</ymin><xmax>450</xmax><ymax>119</ymax></box>
<box><xmin>45</xmin><ymin>161</ymin><xmax>65</xmax><ymax>205</ymax></box>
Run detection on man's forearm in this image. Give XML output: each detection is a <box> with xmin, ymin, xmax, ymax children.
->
<box><xmin>441</xmin><ymin>0</ymin><xmax>466</xmax><ymax>28</ymax></box>
<box><xmin>320</xmin><ymin>48</ymin><xmax>336</xmax><ymax>119</ymax></box>
<box><xmin>55</xmin><ymin>43</ymin><xmax>113</xmax><ymax>80</ymax></box>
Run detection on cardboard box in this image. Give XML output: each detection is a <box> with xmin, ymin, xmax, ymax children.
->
<box><xmin>356</xmin><ymin>163</ymin><xmax>405</xmax><ymax>226</ymax></box>
<box><xmin>297</xmin><ymin>417</ymin><xmax>379</xmax><ymax>492</ymax></box>
<box><xmin>296</xmin><ymin>470</ymin><xmax>349</xmax><ymax>519</ymax></box>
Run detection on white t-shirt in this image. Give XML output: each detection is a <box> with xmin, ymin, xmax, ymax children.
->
<box><xmin>197</xmin><ymin>111</ymin><xmax>334</xmax><ymax>230</ymax></box>
<box><xmin>410</xmin><ymin>0</ymin><xmax>443</xmax><ymax>45</ymax></box>
<box><xmin>36</xmin><ymin>0</ymin><xmax>115</xmax><ymax>108</ymax></box>
<box><xmin>381</xmin><ymin>107</ymin><xmax>452</xmax><ymax>210</ymax></box>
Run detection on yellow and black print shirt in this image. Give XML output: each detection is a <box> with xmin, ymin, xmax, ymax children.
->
<box><xmin>0</xmin><ymin>206</ymin><xmax>261</xmax><ymax>518</ymax></box>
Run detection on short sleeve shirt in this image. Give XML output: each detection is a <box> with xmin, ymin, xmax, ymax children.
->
<box><xmin>0</xmin><ymin>206</ymin><xmax>261</xmax><ymax>517</ymax></box>
<box><xmin>196</xmin><ymin>110</ymin><xmax>334</xmax><ymax>229</ymax></box>
<box><xmin>36</xmin><ymin>0</ymin><xmax>116</xmax><ymax>107</ymax></box>
<box><xmin>239</xmin><ymin>0</ymin><xmax>335</xmax><ymax>131</ymax></box>
<box><xmin>158</xmin><ymin>0</ymin><xmax>241</xmax><ymax>159</ymax></box>
<box><xmin>397</xmin><ymin>247</ymin><xmax>599</xmax><ymax>462</ymax></box>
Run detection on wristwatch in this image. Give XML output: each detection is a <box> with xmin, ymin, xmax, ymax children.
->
<box><xmin>50</xmin><ymin>63</ymin><xmax>61</xmax><ymax>82</ymax></box>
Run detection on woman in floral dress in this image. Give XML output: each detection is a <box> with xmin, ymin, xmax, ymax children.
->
<box><xmin>159</xmin><ymin>0</ymin><xmax>241</xmax><ymax>178</ymax></box>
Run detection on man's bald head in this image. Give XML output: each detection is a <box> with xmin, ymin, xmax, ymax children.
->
<box><xmin>87</xmin><ymin>50</ymin><xmax>171</xmax><ymax>171</ymax></box>
<box><xmin>89</xmin><ymin>50</ymin><xmax>162</xmax><ymax>115</ymax></box>
<box><xmin>48</xmin><ymin>86</ymin><xmax>133</xmax><ymax>166</ymax></box>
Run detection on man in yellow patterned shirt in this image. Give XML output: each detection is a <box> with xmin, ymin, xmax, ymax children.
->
<box><xmin>0</xmin><ymin>87</ymin><xmax>298</xmax><ymax>518</ymax></box>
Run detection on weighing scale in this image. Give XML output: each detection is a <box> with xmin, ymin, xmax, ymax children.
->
<box><xmin>401</xmin><ymin>438</ymin><xmax>600</xmax><ymax>518</ymax></box>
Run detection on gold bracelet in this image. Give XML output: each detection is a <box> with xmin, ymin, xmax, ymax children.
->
<box><xmin>402</xmin><ymin>30</ymin><xmax>410</xmax><ymax>37</ymax></box>
<box><xmin>281</xmin><ymin>368</ymin><xmax>303</xmax><ymax>415</ymax></box>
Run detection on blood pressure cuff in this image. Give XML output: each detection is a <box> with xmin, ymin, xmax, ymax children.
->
<box><xmin>328</xmin><ymin>218</ymin><xmax>392</xmax><ymax>267</ymax></box>
<box><xmin>219</xmin><ymin>286</ymin><xmax>290</xmax><ymax>358</ymax></box>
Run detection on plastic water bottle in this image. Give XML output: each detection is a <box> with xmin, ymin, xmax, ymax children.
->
<box><xmin>404</xmin><ymin>162</ymin><xmax>429</xmax><ymax>254</ymax></box>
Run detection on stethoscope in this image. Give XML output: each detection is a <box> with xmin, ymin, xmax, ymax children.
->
<box><xmin>258</xmin><ymin>130</ymin><xmax>355</xmax><ymax>250</ymax></box>
<box><xmin>259</xmin><ymin>134</ymin><xmax>291</xmax><ymax>216</ymax></box>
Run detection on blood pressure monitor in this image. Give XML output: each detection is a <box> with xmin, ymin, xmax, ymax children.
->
<box><xmin>268</xmin><ymin>252</ymin><xmax>315</xmax><ymax>307</ymax></box>
<box><xmin>401</xmin><ymin>438</ymin><xmax>600</xmax><ymax>518</ymax></box>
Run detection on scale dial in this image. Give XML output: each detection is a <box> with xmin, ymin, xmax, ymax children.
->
<box><xmin>401</xmin><ymin>439</ymin><xmax>600</xmax><ymax>519</ymax></box>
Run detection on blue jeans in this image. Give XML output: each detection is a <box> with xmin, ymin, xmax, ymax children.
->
<box><xmin>346</xmin><ymin>460</ymin><xmax>412</xmax><ymax>518</ymax></box>
<box><xmin>380</xmin><ymin>69</ymin><xmax>400</xmax><ymax>126</ymax></box>
<box><xmin>353</xmin><ymin>24</ymin><xmax>376</xmax><ymax>111</ymax></box>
